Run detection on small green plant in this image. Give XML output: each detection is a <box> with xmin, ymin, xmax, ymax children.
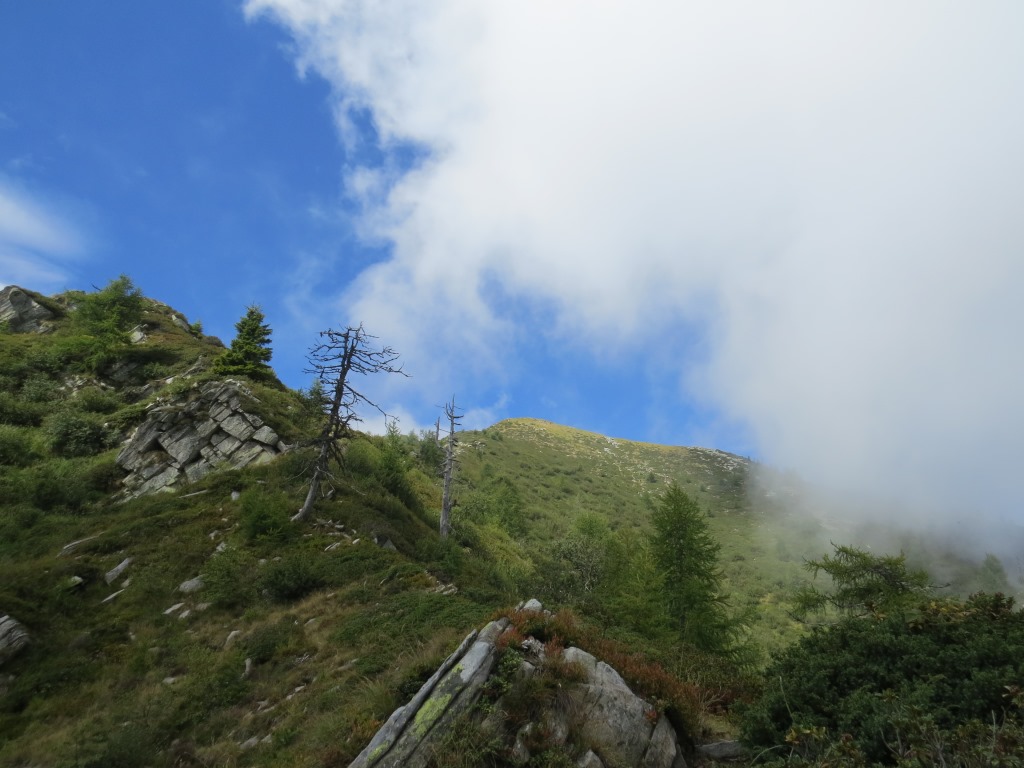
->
<box><xmin>19</xmin><ymin>373</ymin><xmax>59</xmax><ymax>403</ymax></box>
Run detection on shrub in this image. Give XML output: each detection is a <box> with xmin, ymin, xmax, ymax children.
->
<box><xmin>240</xmin><ymin>488</ymin><xmax>295</xmax><ymax>542</ymax></box>
<box><xmin>260</xmin><ymin>552</ymin><xmax>325</xmax><ymax>601</ymax></box>
<box><xmin>0</xmin><ymin>391</ymin><xmax>47</xmax><ymax>426</ymax></box>
<box><xmin>28</xmin><ymin>458</ymin><xmax>98</xmax><ymax>511</ymax></box>
<box><xmin>0</xmin><ymin>424</ymin><xmax>39</xmax><ymax>466</ymax></box>
<box><xmin>19</xmin><ymin>373</ymin><xmax>59</xmax><ymax>403</ymax></box>
<box><xmin>202</xmin><ymin>546</ymin><xmax>259</xmax><ymax>609</ymax></box>
<box><xmin>243</xmin><ymin>619</ymin><xmax>303</xmax><ymax>664</ymax></box>
<box><xmin>345</xmin><ymin>438</ymin><xmax>382</xmax><ymax>476</ymax></box>
<box><xmin>740</xmin><ymin>593</ymin><xmax>1024</xmax><ymax>763</ymax></box>
<box><xmin>72</xmin><ymin>386</ymin><xmax>122</xmax><ymax>414</ymax></box>
<box><xmin>43</xmin><ymin>409</ymin><xmax>110</xmax><ymax>457</ymax></box>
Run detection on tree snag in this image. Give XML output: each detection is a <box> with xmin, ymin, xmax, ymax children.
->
<box><xmin>293</xmin><ymin>324</ymin><xmax>405</xmax><ymax>523</ymax></box>
<box><xmin>440</xmin><ymin>396</ymin><xmax>462</xmax><ymax>539</ymax></box>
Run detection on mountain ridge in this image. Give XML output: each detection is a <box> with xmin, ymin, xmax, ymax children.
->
<box><xmin>1</xmin><ymin>280</ymin><xmax>1017</xmax><ymax>766</ymax></box>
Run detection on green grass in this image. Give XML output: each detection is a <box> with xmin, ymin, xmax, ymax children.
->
<box><xmin>0</xmin><ymin>284</ymin><xmax>1013</xmax><ymax>766</ymax></box>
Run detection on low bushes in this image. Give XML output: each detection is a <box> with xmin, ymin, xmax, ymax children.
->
<box><xmin>741</xmin><ymin>593</ymin><xmax>1024</xmax><ymax>764</ymax></box>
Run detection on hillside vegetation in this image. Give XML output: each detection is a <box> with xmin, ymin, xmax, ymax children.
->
<box><xmin>1</xmin><ymin>280</ymin><xmax>1022</xmax><ymax>767</ymax></box>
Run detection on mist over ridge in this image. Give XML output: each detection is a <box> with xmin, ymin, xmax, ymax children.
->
<box><xmin>242</xmin><ymin>1</ymin><xmax>1024</xmax><ymax>544</ymax></box>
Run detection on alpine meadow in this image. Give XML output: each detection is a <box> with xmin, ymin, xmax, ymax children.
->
<box><xmin>1</xmin><ymin>279</ymin><xmax>1022</xmax><ymax>767</ymax></box>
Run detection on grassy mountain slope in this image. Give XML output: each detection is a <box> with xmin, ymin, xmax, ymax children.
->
<box><xmin>1</xmin><ymin>282</ymin><xmax>1015</xmax><ymax>767</ymax></box>
<box><xmin>453</xmin><ymin>419</ymin><xmax>819</xmax><ymax>656</ymax></box>
<box><xmin>0</xmin><ymin>287</ymin><xmax>509</xmax><ymax>766</ymax></box>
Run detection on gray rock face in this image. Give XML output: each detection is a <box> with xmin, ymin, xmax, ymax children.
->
<box><xmin>0</xmin><ymin>614</ymin><xmax>30</xmax><ymax>667</ymax></box>
<box><xmin>349</xmin><ymin>620</ymin><xmax>510</xmax><ymax>768</ymax></box>
<box><xmin>117</xmin><ymin>381</ymin><xmax>286</xmax><ymax>498</ymax></box>
<box><xmin>697</xmin><ymin>740</ymin><xmax>744</xmax><ymax>761</ymax></box>
<box><xmin>349</xmin><ymin>601</ymin><xmax>689</xmax><ymax>768</ymax></box>
<box><xmin>0</xmin><ymin>286</ymin><xmax>55</xmax><ymax>333</ymax></box>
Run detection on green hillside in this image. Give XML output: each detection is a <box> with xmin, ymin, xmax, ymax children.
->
<box><xmin>452</xmin><ymin>418</ymin><xmax>816</xmax><ymax>656</ymax></box>
<box><xmin>2</xmin><ymin>280</ymin><xmax>1022</xmax><ymax>767</ymax></box>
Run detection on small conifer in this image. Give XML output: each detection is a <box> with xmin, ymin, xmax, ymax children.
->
<box><xmin>214</xmin><ymin>304</ymin><xmax>273</xmax><ymax>377</ymax></box>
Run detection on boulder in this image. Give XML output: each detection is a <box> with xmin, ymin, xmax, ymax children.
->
<box><xmin>0</xmin><ymin>286</ymin><xmax>55</xmax><ymax>333</ymax></box>
<box><xmin>178</xmin><ymin>576</ymin><xmax>204</xmax><ymax>594</ymax></box>
<box><xmin>0</xmin><ymin>615</ymin><xmax>30</xmax><ymax>667</ymax></box>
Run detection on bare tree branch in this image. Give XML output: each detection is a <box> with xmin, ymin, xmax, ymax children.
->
<box><xmin>293</xmin><ymin>324</ymin><xmax>407</xmax><ymax>522</ymax></box>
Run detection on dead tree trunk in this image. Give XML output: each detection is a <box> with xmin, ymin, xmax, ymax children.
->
<box><xmin>440</xmin><ymin>396</ymin><xmax>462</xmax><ymax>539</ymax></box>
<box><xmin>293</xmin><ymin>325</ymin><xmax>404</xmax><ymax>523</ymax></box>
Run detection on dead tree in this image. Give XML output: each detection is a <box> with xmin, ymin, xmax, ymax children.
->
<box><xmin>293</xmin><ymin>324</ymin><xmax>405</xmax><ymax>522</ymax></box>
<box><xmin>440</xmin><ymin>396</ymin><xmax>462</xmax><ymax>539</ymax></box>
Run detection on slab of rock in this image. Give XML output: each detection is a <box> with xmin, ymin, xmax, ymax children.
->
<box><xmin>697</xmin><ymin>741</ymin><xmax>744</xmax><ymax>761</ymax></box>
<box><xmin>251</xmin><ymin>425</ymin><xmax>279</xmax><ymax>445</ymax></box>
<box><xmin>105</xmin><ymin>557</ymin><xmax>132</xmax><ymax>585</ymax></box>
<box><xmin>117</xmin><ymin>381</ymin><xmax>289</xmax><ymax>498</ymax></box>
<box><xmin>0</xmin><ymin>286</ymin><xmax>55</xmax><ymax>333</ymax></box>
<box><xmin>574</xmin><ymin>655</ymin><xmax>656</xmax><ymax>766</ymax></box>
<box><xmin>178</xmin><ymin>576</ymin><xmax>204</xmax><ymax>594</ymax></box>
<box><xmin>0</xmin><ymin>615</ymin><xmax>30</xmax><ymax>666</ymax></box>
<box><xmin>219</xmin><ymin>413</ymin><xmax>256</xmax><ymax>442</ymax></box>
<box><xmin>349</xmin><ymin>620</ymin><xmax>509</xmax><ymax>768</ymax></box>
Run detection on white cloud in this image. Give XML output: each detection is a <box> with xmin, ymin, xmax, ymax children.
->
<box><xmin>0</xmin><ymin>179</ymin><xmax>86</xmax><ymax>290</ymax></box>
<box><xmin>247</xmin><ymin>1</ymin><xmax>1024</xmax><ymax>527</ymax></box>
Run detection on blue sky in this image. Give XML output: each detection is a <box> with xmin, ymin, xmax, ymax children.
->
<box><xmin>3</xmin><ymin>1</ymin><xmax>1024</xmax><ymax>531</ymax></box>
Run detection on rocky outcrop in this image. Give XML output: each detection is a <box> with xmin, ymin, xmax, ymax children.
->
<box><xmin>117</xmin><ymin>380</ymin><xmax>289</xmax><ymax>497</ymax></box>
<box><xmin>0</xmin><ymin>615</ymin><xmax>30</xmax><ymax>667</ymax></box>
<box><xmin>349</xmin><ymin>601</ymin><xmax>689</xmax><ymax>768</ymax></box>
<box><xmin>0</xmin><ymin>285</ymin><xmax>56</xmax><ymax>333</ymax></box>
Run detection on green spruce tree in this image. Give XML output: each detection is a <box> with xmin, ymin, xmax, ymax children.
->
<box><xmin>214</xmin><ymin>304</ymin><xmax>273</xmax><ymax>378</ymax></box>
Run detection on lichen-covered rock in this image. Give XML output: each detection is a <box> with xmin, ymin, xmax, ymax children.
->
<box><xmin>350</xmin><ymin>601</ymin><xmax>689</xmax><ymax>768</ymax></box>
<box><xmin>0</xmin><ymin>286</ymin><xmax>55</xmax><ymax>333</ymax></box>
<box><xmin>117</xmin><ymin>380</ymin><xmax>285</xmax><ymax>498</ymax></box>
<box><xmin>350</xmin><ymin>619</ymin><xmax>510</xmax><ymax>768</ymax></box>
<box><xmin>0</xmin><ymin>615</ymin><xmax>30</xmax><ymax>667</ymax></box>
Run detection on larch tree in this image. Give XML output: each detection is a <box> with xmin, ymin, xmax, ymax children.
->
<box><xmin>651</xmin><ymin>483</ymin><xmax>734</xmax><ymax>652</ymax></box>
<box><xmin>293</xmin><ymin>324</ymin><xmax>405</xmax><ymax>523</ymax></box>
